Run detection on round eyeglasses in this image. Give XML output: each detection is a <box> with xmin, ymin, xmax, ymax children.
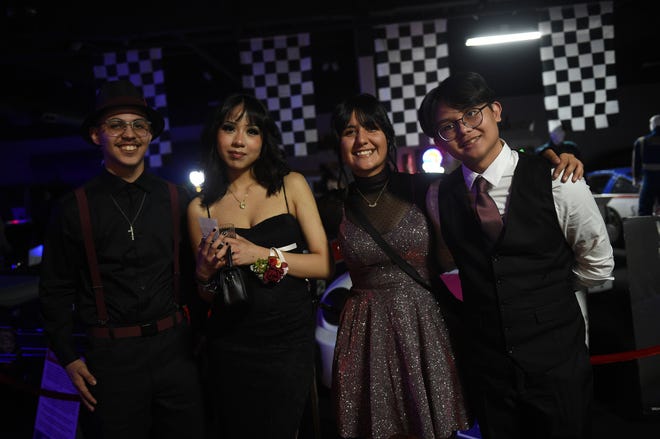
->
<box><xmin>101</xmin><ymin>118</ymin><xmax>152</xmax><ymax>138</ymax></box>
<box><xmin>436</xmin><ymin>103</ymin><xmax>490</xmax><ymax>142</ymax></box>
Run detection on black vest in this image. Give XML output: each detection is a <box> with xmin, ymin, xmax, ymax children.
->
<box><xmin>437</xmin><ymin>153</ymin><xmax>584</xmax><ymax>373</ymax></box>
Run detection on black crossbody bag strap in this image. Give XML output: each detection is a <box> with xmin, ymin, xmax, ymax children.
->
<box><xmin>347</xmin><ymin>201</ymin><xmax>434</xmax><ymax>292</ymax></box>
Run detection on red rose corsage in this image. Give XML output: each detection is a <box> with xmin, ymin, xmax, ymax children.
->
<box><xmin>250</xmin><ymin>247</ymin><xmax>289</xmax><ymax>284</ymax></box>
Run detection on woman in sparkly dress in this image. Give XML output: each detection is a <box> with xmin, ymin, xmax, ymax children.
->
<box><xmin>329</xmin><ymin>93</ymin><xmax>472</xmax><ymax>439</ymax></box>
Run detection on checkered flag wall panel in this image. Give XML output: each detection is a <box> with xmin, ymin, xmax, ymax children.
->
<box><xmin>373</xmin><ymin>19</ymin><xmax>450</xmax><ymax>148</ymax></box>
<box><xmin>240</xmin><ymin>34</ymin><xmax>318</xmax><ymax>157</ymax></box>
<box><xmin>539</xmin><ymin>1</ymin><xmax>618</xmax><ymax>132</ymax></box>
<box><xmin>93</xmin><ymin>48</ymin><xmax>171</xmax><ymax>168</ymax></box>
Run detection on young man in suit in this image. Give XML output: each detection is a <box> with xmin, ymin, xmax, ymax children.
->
<box><xmin>418</xmin><ymin>71</ymin><xmax>614</xmax><ymax>439</ymax></box>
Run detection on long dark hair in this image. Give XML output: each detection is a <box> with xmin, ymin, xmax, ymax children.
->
<box><xmin>330</xmin><ymin>93</ymin><xmax>399</xmax><ymax>192</ymax></box>
<box><xmin>199</xmin><ymin>93</ymin><xmax>290</xmax><ymax>206</ymax></box>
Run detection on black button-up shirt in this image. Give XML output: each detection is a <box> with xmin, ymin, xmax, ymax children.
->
<box><xmin>39</xmin><ymin>169</ymin><xmax>194</xmax><ymax>366</ymax></box>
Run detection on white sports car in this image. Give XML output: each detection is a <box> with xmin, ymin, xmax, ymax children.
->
<box><xmin>585</xmin><ymin>167</ymin><xmax>641</xmax><ymax>247</ymax></box>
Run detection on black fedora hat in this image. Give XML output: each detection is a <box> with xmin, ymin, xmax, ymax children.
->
<box><xmin>81</xmin><ymin>80</ymin><xmax>165</xmax><ymax>144</ymax></box>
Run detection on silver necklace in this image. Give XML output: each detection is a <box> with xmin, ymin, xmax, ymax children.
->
<box><xmin>109</xmin><ymin>192</ymin><xmax>147</xmax><ymax>240</ymax></box>
<box><xmin>355</xmin><ymin>180</ymin><xmax>388</xmax><ymax>208</ymax></box>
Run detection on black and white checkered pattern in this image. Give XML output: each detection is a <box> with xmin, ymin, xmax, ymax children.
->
<box><xmin>93</xmin><ymin>48</ymin><xmax>171</xmax><ymax>168</ymax></box>
<box><xmin>539</xmin><ymin>1</ymin><xmax>618</xmax><ymax>132</ymax></box>
<box><xmin>373</xmin><ymin>19</ymin><xmax>450</xmax><ymax>148</ymax></box>
<box><xmin>239</xmin><ymin>34</ymin><xmax>318</xmax><ymax>157</ymax></box>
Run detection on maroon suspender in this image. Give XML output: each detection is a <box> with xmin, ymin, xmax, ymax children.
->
<box><xmin>75</xmin><ymin>187</ymin><xmax>109</xmax><ymax>325</ymax></box>
<box><xmin>168</xmin><ymin>182</ymin><xmax>181</xmax><ymax>304</ymax></box>
<box><xmin>74</xmin><ymin>182</ymin><xmax>181</xmax><ymax>331</ymax></box>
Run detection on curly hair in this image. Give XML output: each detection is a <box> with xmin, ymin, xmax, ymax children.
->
<box><xmin>199</xmin><ymin>94</ymin><xmax>290</xmax><ymax>206</ymax></box>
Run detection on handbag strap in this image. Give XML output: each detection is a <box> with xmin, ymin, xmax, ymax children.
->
<box><xmin>347</xmin><ymin>200</ymin><xmax>433</xmax><ymax>292</ymax></box>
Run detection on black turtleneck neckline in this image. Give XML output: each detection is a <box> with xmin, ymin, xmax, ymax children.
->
<box><xmin>353</xmin><ymin>169</ymin><xmax>390</xmax><ymax>194</ymax></box>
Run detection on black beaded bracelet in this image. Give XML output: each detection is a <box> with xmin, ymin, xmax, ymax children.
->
<box><xmin>196</xmin><ymin>275</ymin><xmax>219</xmax><ymax>293</ymax></box>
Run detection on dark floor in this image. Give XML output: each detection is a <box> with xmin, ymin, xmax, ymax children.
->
<box><xmin>1</xmin><ymin>376</ymin><xmax>659</xmax><ymax>439</ymax></box>
<box><xmin>299</xmin><ymin>385</ymin><xmax>660</xmax><ymax>439</ymax></box>
<box><xmin>2</xmin><ymin>248</ymin><xmax>659</xmax><ymax>438</ymax></box>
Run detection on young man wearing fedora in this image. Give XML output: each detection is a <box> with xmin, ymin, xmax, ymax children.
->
<box><xmin>39</xmin><ymin>80</ymin><xmax>205</xmax><ymax>438</ymax></box>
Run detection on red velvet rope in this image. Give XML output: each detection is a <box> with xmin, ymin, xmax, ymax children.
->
<box><xmin>590</xmin><ymin>344</ymin><xmax>660</xmax><ymax>365</ymax></box>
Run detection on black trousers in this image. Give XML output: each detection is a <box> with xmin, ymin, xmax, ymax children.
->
<box><xmin>466</xmin><ymin>347</ymin><xmax>593</xmax><ymax>439</ymax></box>
<box><xmin>80</xmin><ymin>323</ymin><xmax>205</xmax><ymax>439</ymax></box>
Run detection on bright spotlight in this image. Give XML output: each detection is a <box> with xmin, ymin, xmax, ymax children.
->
<box><xmin>189</xmin><ymin>170</ymin><xmax>205</xmax><ymax>192</ymax></box>
<box><xmin>421</xmin><ymin>147</ymin><xmax>444</xmax><ymax>174</ymax></box>
<box><xmin>466</xmin><ymin>31</ymin><xmax>541</xmax><ymax>46</ymax></box>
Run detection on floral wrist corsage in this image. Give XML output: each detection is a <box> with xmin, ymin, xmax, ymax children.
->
<box><xmin>250</xmin><ymin>247</ymin><xmax>289</xmax><ymax>284</ymax></box>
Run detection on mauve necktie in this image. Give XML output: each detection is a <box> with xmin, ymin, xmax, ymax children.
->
<box><xmin>475</xmin><ymin>176</ymin><xmax>503</xmax><ymax>243</ymax></box>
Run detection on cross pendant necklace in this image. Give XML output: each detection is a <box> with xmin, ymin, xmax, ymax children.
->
<box><xmin>110</xmin><ymin>192</ymin><xmax>147</xmax><ymax>241</ymax></box>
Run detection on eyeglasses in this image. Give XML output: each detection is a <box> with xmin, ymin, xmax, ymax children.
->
<box><xmin>436</xmin><ymin>103</ymin><xmax>490</xmax><ymax>142</ymax></box>
<box><xmin>101</xmin><ymin>118</ymin><xmax>152</xmax><ymax>138</ymax></box>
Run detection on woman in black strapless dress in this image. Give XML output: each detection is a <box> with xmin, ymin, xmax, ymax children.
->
<box><xmin>188</xmin><ymin>93</ymin><xmax>333</xmax><ymax>438</ymax></box>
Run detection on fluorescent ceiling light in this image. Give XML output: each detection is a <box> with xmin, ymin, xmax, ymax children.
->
<box><xmin>465</xmin><ymin>31</ymin><xmax>541</xmax><ymax>46</ymax></box>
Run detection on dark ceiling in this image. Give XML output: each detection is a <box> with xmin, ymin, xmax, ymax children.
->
<box><xmin>2</xmin><ymin>0</ymin><xmax>657</xmax><ymax>142</ymax></box>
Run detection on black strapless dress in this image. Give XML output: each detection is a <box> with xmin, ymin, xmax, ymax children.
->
<box><xmin>206</xmin><ymin>213</ymin><xmax>315</xmax><ymax>439</ymax></box>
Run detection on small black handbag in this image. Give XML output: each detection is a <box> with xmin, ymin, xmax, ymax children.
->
<box><xmin>218</xmin><ymin>245</ymin><xmax>249</xmax><ymax>306</ymax></box>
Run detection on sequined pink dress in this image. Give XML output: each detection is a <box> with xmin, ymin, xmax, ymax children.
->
<box><xmin>333</xmin><ymin>204</ymin><xmax>471</xmax><ymax>439</ymax></box>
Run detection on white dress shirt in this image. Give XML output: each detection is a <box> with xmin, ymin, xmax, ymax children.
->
<box><xmin>461</xmin><ymin>141</ymin><xmax>615</xmax><ymax>289</ymax></box>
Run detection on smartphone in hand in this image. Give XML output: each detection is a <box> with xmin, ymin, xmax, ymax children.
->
<box><xmin>198</xmin><ymin>217</ymin><xmax>220</xmax><ymax>242</ymax></box>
